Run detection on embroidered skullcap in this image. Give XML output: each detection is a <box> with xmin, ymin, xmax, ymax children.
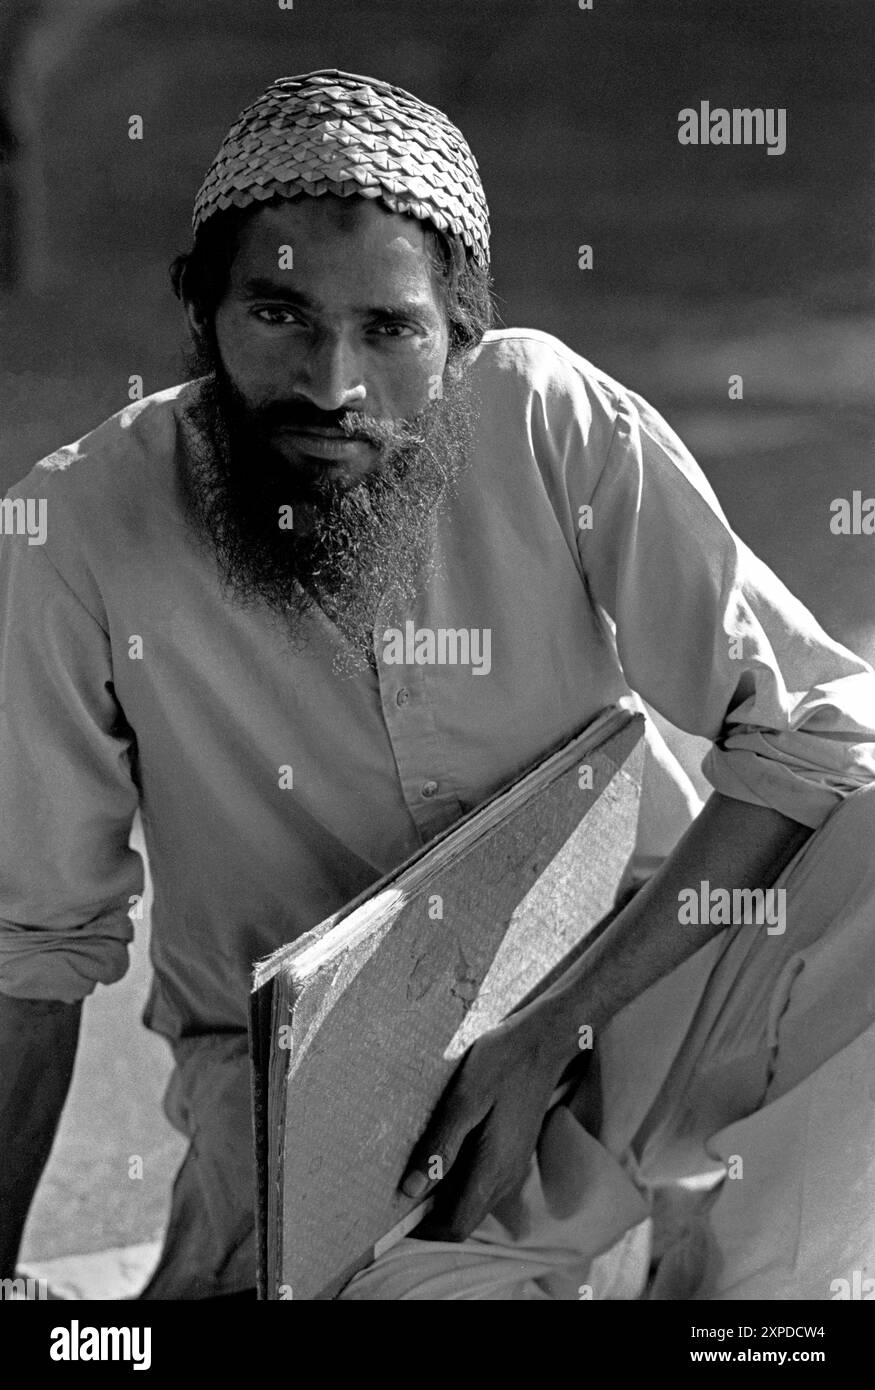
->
<box><xmin>192</xmin><ymin>69</ymin><xmax>491</xmax><ymax>268</ymax></box>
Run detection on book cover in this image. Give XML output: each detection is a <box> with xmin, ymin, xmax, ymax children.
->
<box><xmin>250</xmin><ymin>705</ymin><xmax>644</xmax><ymax>1299</ymax></box>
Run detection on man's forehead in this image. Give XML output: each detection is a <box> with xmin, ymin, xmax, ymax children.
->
<box><xmin>230</xmin><ymin>197</ymin><xmax>437</xmax><ymax>288</ymax></box>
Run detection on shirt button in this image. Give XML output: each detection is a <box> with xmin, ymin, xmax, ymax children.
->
<box><xmin>395</xmin><ymin>687</ymin><xmax>410</xmax><ymax>707</ymax></box>
<box><xmin>420</xmin><ymin>780</ymin><xmax>439</xmax><ymax>799</ymax></box>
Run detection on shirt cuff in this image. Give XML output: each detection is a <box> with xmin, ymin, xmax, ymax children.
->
<box><xmin>702</xmin><ymin>737</ymin><xmax>874</xmax><ymax>830</ymax></box>
<box><xmin>0</xmin><ymin>909</ymin><xmax>134</xmax><ymax>1003</ymax></box>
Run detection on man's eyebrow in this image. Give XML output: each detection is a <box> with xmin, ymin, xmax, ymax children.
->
<box><xmin>241</xmin><ymin>278</ymin><xmax>316</xmax><ymax>305</ymax></box>
<box><xmin>239</xmin><ymin>278</ymin><xmax>433</xmax><ymax>319</ymax></box>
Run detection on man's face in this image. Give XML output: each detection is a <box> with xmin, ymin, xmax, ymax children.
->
<box><xmin>209</xmin><ymin>197</ymin><xmax>450</xmax><ymax>493</ymax></box>
<box><xmin>180</xmin><ymin>195</ymin><xmax>476</xmax><ymax>670</ymax></box>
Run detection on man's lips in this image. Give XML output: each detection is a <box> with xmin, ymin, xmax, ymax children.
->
<box><xmin>273</xmin><ymin>427</ymin><xmax>377</xmax><ymax>463</ymax></box>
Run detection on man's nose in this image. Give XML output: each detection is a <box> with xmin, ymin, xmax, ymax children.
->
<box><xmin>292</xmin><ymin>331</ymin><xmax>367</xmax><ymax>412</ymax></box>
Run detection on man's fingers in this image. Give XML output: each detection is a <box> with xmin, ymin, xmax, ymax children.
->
<box><xmin>415</xmin><ymin>1125</ymin><xmax>508</xmax><ymax>1241</ymax></box>
<box><xmin>416</xmin><ymin>1177</ymin><xmax>495</xmax><ymax>1242</ymax></box>
<box><xmin>400</xmin><ymin>1091</ymin><xmax>490</xmax><ymax>1198</ymax></box>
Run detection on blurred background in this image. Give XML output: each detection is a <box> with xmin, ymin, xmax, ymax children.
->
<box><xmin>1</xmin><ymin>0</ymin><xmax>872</xmax><ymax>1287</ymax></box>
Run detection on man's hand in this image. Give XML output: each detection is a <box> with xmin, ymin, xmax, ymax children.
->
<box><xmin>396</xmin><ymin>796</ymin><xmax>813</xmax><ymax>1246</ymax></box>
<box><xmin>399</xmin><ymin>1006</ymin><xmax>576</xmax><ymax>1241</ymax></box>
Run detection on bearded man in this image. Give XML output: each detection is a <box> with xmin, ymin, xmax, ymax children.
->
<box><xmin>1</xmin><ymin>71</ymin><xmax>874</xmax><ymax>1303</ymax></box>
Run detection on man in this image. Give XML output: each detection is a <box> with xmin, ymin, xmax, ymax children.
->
<box><xmin>1</xmin><ymin>70</ymin><xmax>874</xmax><ymax>1302</ymax></box>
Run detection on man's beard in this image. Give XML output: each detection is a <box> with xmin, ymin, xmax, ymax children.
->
<box><xmin>180</xmin><ymin>335</ymin><xmax>478</xmax><ymax>675</ymax></box>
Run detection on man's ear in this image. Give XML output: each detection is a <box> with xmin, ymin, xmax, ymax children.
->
<box><xmin>170</xmin><ymin>254</ymin><xmax>212</xmax><ymax>344</ymax></box>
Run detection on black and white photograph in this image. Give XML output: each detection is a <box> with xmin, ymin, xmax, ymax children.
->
<box><xmin>0</xmin><ymin>0</ymin><xmax>873</xmax><ymax>1354</ymax></box>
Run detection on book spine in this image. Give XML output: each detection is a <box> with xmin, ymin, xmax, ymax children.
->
<box><xmin>248</xmin><ymin>981</ymin><xmax>273</xmax><ymax>1300</ymax></box>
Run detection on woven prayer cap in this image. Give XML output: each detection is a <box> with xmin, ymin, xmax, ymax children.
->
<box><xmin>192</xmin><ymin>69</ymin><xmax>491</xmax><ymax>268</ymax></box>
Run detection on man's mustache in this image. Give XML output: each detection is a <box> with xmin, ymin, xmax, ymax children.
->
<box><xmin>243</xmin><ymin>400</ymin><xmax>425</xmax><ymax>451</ymax></box>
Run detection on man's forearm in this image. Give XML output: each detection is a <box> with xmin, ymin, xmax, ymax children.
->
<box><xmin>0</xmin><ymin>995</ymin><xmax>82</xmax><ymax>1274</ymax></box>
<box><xmin>527</xmin><ymin>791</ymin><xmax>814</xmax><ymax>1057</ymax></box>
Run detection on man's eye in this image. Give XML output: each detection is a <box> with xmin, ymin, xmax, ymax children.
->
<box><xmin>252</xmin><ymin>307</ymin><xmax>302</xmax><ymax>326</ymax></box>
<box><xmin>373</xmin><ymin>322</ymin><xmax>416</xmax><ymax>339</ymax></box>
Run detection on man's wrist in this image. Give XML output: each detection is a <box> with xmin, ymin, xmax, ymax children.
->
<box><xmin>512</xmin><ymin>985</ymin><xmax>599</xmax><ymax>1072</ymax></box>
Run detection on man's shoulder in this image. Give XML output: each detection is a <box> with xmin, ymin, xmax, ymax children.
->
<box><xmin>470</xmin><ymin>328</ymin><xmax>630</xmax><ymax>410</ymax></box>
<box><xmin>6</xmin><ymin>380</ymin><xmax>203</xmax><ymax>513</ymax></box>
<box><xmin>2</xmin><ymin>381</ymin><xmax>206</xmax><ymax>609</ymax></box>
<box><xmin>470</xmin><ymin>329</ymin><xmax>699</xmax><ymax>475</ymax></box>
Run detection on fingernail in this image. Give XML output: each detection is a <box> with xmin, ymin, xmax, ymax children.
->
<box><xmin>401</xmin><ymin>1170</ymin><xmax>428</xmax><ymax>1198</ymax></box>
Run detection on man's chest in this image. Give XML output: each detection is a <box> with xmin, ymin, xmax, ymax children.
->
<box><xmin>108</xmin><ymin>482</ymin><xmax>627</xmax><ymax>868</ymax></box>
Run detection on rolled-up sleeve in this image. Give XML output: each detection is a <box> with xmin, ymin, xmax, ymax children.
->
<box><xmin>0</xmin><ymin>522</ymin><xmax>142</xmax><ymax>1002</ymax></box>
<box><xmin>579</xmin><ymin>387</ymin><xmax>875</xmax><ymax>828</ymax></box>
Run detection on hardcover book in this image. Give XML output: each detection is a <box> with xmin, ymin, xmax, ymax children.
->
<box><xmin>249</xmin><ymin>705</ymin><xmax>645</xmax><ymax>1300</ymax></box>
